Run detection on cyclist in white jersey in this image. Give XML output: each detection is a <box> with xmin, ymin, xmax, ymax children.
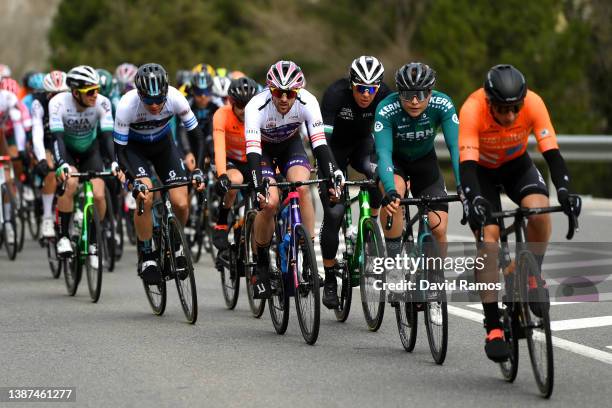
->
<box><xmin>244</xmin><ymin>60</ymin><xmax>343</xmax><ymax>298</ymax></box>
<box><xmin>114</xmin><ymin>63</ymin><xmax>205</xmax><ymax>285</ymax></box>
<box><xmin>50</xmin><ymin>66</ymin><xmax>119</xmax><ymax>256</ymax></box>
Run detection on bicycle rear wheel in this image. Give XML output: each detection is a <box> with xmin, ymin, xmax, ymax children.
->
<box><xmin>114</xmin><ymin>204</ymin><xmax>124</xmax><ymax>261</ymax></box>
<box><xmin>85</xmin><ymin>205</ymin><xmax>104</xmax><ymax>302</ymax></box>
<box><xmin>1</xmin><ymin>184</ymin><xmax>18</xmax><ymax>260</ymax></box>
<box><xmin>334</xmin><ymin>260</ymin><xmax>353</xmax><ymax>322</ymax></box>
<box><xmin>220</xmin><ymin>244</ymin><xmax>240</xmax><ymax>310</ymax></box>
<box><xmin>64</xmin><ymin>242</ymin><xmax>81</xmax><ymax>297</ymax></box>
<box><xmin>499</xmin><ymin>301</ymin><xmax>520</xmax><ymax>382</ymax></box>
<box><xmin>395</xmin><ymin>241</ymin><xmax>418</xmax><ymax>352</ymax></box>
<box><xmin>168</xmin><ymin>217</ymin><xmax>198</xmax><ymax>324</ymax></box>
<box><xmin>519</xmin><ymin>250</ymin><xmax>554</xmax><ymax>398</ymax></box>
<box><xmin>46</xmin><ymin>238</ymin><xmax>61</xmax><ymax>279</ymax></box>
<box><xmin>268</xmin><ymin>235</ymin><xmax>289</xmax><ymax>335</ymax></box>
<box><xmin>102</xmin><ymin>188</ymin><xmax>116</xmax><ymax>272</ymax></box>
<box><xmin>244</xmin><ymin>211</ymin><xmax>265</xmax><ymax>317</ymax></box>
<box><xmin>422</xmin><ymin>236</ymin><xmax>448</xmax><ymax>365</ymax></box>
<box><xmin>294</xmin><ymin>225</ymin><xmax>320</xmax><ymax>345</ymax></box>
<box><xmin>360</xmin><ymin>217</ymin><xmax>385</xmax><ymax>331</ymax></box>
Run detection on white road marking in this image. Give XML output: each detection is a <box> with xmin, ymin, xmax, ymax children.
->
<box><xmin>447</xmin><ymin>305</ymin><xmax>612</xmax><ymax>365</ymax></box>
<box><xmin>550</xmin><ymin>316</ymin><xmax>612</xmax><ymax>331</ymax></box>
<box><xmin>590</xmin><ymin>211</ymin><xmax>612</xmax><ymax>217</ymax></box>
<box><xmin>465</xmin><ymin>302</ymin><xmax>582</xmax><ymax>310</ymax></box>
<box><xmin>542</xmin><ymin>258</ymin><xmax>612</xmax><ymax>271</ymax></box>
<box><xmin>606</xmin><ymin>346</ymin><xmax>612</xmax><ymax>350</ymax></box>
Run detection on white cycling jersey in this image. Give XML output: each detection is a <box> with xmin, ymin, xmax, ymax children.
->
<box><xmin>30</xmin><ymin>98</ymin><xmax>46</xmax><ymax>161</ymax></box>
<box><xmin>48</xmin><ymin>92</ymin><xmax>114</xmax><ymax>153</ymax></box>
<box><xmin>244</xmin><ymin>88</ymin><xmax>326</xmax><ymax>155</ymax></box>
<box><xmin>113</xmin><ymin>86</ymin><xmax>197</xmax><ymax>145</ymax></box>
<box><xmin>0</xmin><ymin>89</ymin><xmax>26</xmax><ymax>151</ymax></box>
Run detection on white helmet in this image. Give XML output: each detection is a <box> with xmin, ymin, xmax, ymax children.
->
<box><xmin>349</xmin><ymin>56</ymin><xmax>384</xmax><ymax>85</ymax></box>
<box><xmin>212</xmin><ymin>76</ymin><xmax>231</xmax><ymax>98</ymax></box>
<box><xmin>43</xmin><ymin>70</ymin><xmax>69</xmax><ymax>93</ymax></box>
<box><xmin>115</xmin><ymin>62</ymin><xmax>138</xmax><ymax>85</ymax></box>
<box><xmin>0</xmin><ymin>64</ymin><xmax>11</xmax><ymax>79</ymax></box>
<box><xmin>66</xmin><ymin>65</ymin><xmax>100</xmax><ymax>89</ymax></box>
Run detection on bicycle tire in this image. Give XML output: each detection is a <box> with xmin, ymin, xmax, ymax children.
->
<box><xmin>422</xmin><ymin>236</ymin><xmax>448</xmax><ymax>365</ymax></box>
<box><xmin>395</xmin><ymin>241</ymin><xmax>418</xmax><ymax>352</ymax></box>
<box><xmin>220</xmin><ymin>245</ymin><xmax>240</xmax><ymax>309</ymax></box>
<box><xmin>499</xmin><ymin>301</ymin><xmax>520</xmax><ymax>382</ymax></box>
<box><xmin>64</xmin><ymin>248</ymin><xmax>81</xmax><ymax>296</ymax></box>
<box><xmin>143</xmin><ymin>225</ymin><xmax>167</xmax><ymax>315</ymax></box>
<box><xmin>360</xmin><ymin>217</ymin><xmax>385</xmax><ymax>331</ymax></box>
<box><xmin>1</xmin><ymin>184</ymin><xmax>18</xmax><ymax>260</ymax></box>
<box><xmin>518</xmin><ymin>250</ymin><xmax>554</xmax><ymax>398</ymax></box>
<box><xmin>268</xmin><ymin>232</ymin><xmax>289</xmax><ymax>334</ymax></box>
<box><xmin>168</xmin><ymin>217</ymin><xmax>198</xmax><ymax>324</ymax></box>
<box><xmin>334</xmin><ymin>261</ymin><xmax>353</xmax><ymax>322</ymax></box>
<box><xmin>46</xmin><ymin>238</ymin><xmax>61</xmax><ymax>279</ymax></box>
<box><xmin>20</xmin><ymin>181</ymin><xmax>40</xmax><ymax>241</ymax></box>
<box><xmin>114</xmin><ymin>203</ymin><xmax>124</xmax><ymax>261</ymax></box>
<box><xmin>102</xmin><ymin>188</ymin><xmax>116</xmax><ymax>272</ymax></box>
<box><xmin>85</xmin><ymin>204</ymin><xmax>104</xmax><ymax>303</ymax></box>
<box><xmin>14</xmin><ymin>182</ymin><xmax>26</xmax><ymax>252</ymax></box>
<box><xmin>244</xmin><ymin>211</ymin><xmax>266</xmax><ymax>318</ymax></box>
<box><xmin>294</xmin><ymin>225</ymin><xmax>320</xmax><ymax>345</ymax></box>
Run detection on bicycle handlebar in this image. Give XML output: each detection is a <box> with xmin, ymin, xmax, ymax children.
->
<box><xmin>488</xmin><ymin>205</ymin><xmax>579</xmax><ymax>240</ymax></box>
<box><xmin>384</xmin><ymin>194</ymin><xmax>462</xmax><ymax>230</ymax></box>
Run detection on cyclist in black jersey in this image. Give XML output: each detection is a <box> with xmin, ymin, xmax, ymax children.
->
<box><xmin>318</xmin><ymin>56</ymin><xmax>390</xmax><ymax>308</ymax></box>
<box><xmin>176</xmin><ymin>71</ymin><xmax>220</xmax><ymax>170</ymax></box>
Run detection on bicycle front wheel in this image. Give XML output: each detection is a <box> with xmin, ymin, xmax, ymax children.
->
<box><xmin>395</xmin><ymin>240</ymin><xmax>418</xmax><ymax>352</ymax></box>
<box><xmin>360</xmin><ymin>217</ymin><xmax>385</xmax><ymax>331</ymax></box>
<box><xmin>168</xmin><ymin>217</ymin><xmax>198</xmax><ymax>324</ymax></box>
<box><xmin>46</xmin><ymin>238</ymin><xmax>61</xmax><ymax>279</ymax></box>
<box><xmin>422</xmin><ymin>236</ymin><xmax>448</xmax><ymax>365</ymax></box>
<box><xmin>499</xmin><ymin>301</ymin><xmax>520</xmax><ymax>382</ymax></box>
<box><xmin>268</xmin><ymin>233</ymin><xmax>289</xmax><ymax>334</ymax></box>
<box><xmin>85</xmin><ymin>205</ymin><xmax>104</xmax><ymax>302</ymax></box>
<box><xmin>220</xmin><ymin>245</ymin><xmax>240</xmax><ymax>310</ymax></box>
<box><xmin>519</xmin><ymin>250</ymin><xmax>554</xmax><ymax>398</ymax></box>
<box><xmin>294</xmin><ymin>225</ymin><xmax>320</xmax><ymax>345</ymax></box>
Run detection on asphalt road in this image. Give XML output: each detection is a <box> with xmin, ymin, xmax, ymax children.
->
<box><xmin>1</xmin><ymin>201</ymin><xmax>611</xmax><ymax>407</ymax></box>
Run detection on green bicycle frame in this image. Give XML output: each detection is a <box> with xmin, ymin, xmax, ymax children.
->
<box><xmin>344</xmin><ymin>186</ymin><xmax>377</xmax><ymax>287</ymax></box>
<box><xmin>76</xmin><ymin>180</ymin><xmax>95</xmax><ymax>259</ymax></box>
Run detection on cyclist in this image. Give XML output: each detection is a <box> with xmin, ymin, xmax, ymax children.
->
<box><xmin>178</xmin><ymin>70</ymin><xmax>219</xmax><ymax>170</ymax></box>
<box><xmin>22</xmin><ymin>72</ymin><xmax>46</xmax><ymax>111</ymax></box>
<box><xmin>318</xmin><ymin>56</ymin><xmax>391</xmax><ymax>309</ymax></box>
<box><xmin>113</xmin><ymin>63</ymin><xmax>205</xmax><ymax>284</ymax></box>
<box><xmin>0</xmin><ymin>88</ymin><xmax>27</xmax><ymax>245</ymax></box>
<box><xmin>114</xmin><ymin>63</ymin><xmax>138</xmax><ymax>95</ymax></box>
<box><xmin>245</xmin><ymin>60</ymin><xmax>342</xmax><ymax>299</ymax></box>
<box><xmin>374</xmin><ymin>62</ymin><xmax>461</xmax><ymax>294</ymax></box>
<box><xmin>211</xmin><ymin>77</ymin><xmax>259</xmax><ymax>250</ymax></box>
<box><xmin>30</xmin><ymin>71</ymin><xmax>69</xmax><ymax>238</ymax></box>
<box><xmin>212</xmin><ymin>75</ymin><xmax>231</xmax><ymax>106</ymax></box>
<box><xmin>459</xmin><ymin>64</ymin><xmax>580</xmax><ymax>362</ymax></box>
<box><xmin>50</xmin><ymin>65</ymin><xmax>117</xmax><ymax>257</ymax></box>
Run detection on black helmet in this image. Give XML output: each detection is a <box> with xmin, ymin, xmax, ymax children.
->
<box><xmin>191</xmin><ymin>71</ymin><xmax>213</xmax><ymax>91</ymax></box>
<box><xmin>135</xmin><ymin>63</ymin><xmax>168</xmax><ymax>99</ymax></box>
<box><xmin>228</xmin><ymin>77</ymin><xmax>258</xmax><ymax>107</ymax></box>
<box><xmin>395</xmin><ymin>62</ymin><xmax>436</xmax><ymax>91</ymax></box>
<box><xmin>484</xmin><ymin>64</ymin><xmax>526</xmax><ymax>105</ymax></box>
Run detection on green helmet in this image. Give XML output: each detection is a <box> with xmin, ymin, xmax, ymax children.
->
<box><xmin>97</xmin><ymin>68</ymin><xmax>114</xmax><ymax>97</ymax></box>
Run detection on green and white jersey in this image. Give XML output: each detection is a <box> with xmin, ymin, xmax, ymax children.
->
<box><xmin>374</xmin><ymin>90</ymin><xmax>460</xmax><ymax>193</ymax></box>
<box><xmin>49</xmin><ymin>92</ymin><xmax>114</xmax><ymax>153</ymax></box>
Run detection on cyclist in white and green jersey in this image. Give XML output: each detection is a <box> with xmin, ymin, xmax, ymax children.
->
<box><xmin>50</xmin><ymin>65</ymin><xmax>119</xmax><ymax>256</ymax></box>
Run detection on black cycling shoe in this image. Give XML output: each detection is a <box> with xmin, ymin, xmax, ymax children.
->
<box><xmin>528</xmin><ymin>278</ymin><xmax>550</xmax><ymax>318</ymax></box>
<box><xmin>484</xmin><ymin>328</ymin><xmax>511</xmax><ymax>362</ymax></box>
<box><xmin>212</xmin><ymin>224</ymin><xmax>230</xmax><ymax>250</ymax></box>
<box><xmin>322</xmin><ymin>276</ymin><xmax>339</xmax><ymax>310</ymax></box>
<box><xmin>139</xmin><ymin>259</ymin><xmax>162</xmax><ymax>285</ymax></box>
<box><xmin>252</xmin><ymin>264</ymin><xmax>271</xmax><ymax>299</ymax></box>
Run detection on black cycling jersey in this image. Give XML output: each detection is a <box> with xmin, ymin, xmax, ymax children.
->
<box><xmin>321</xmin><ymin>78</ymin><xmax>391</xmax><ymax>144</ymax></box>
<box><xmin>177</xmin><ymin>98</ymin><xmax>220</xmax><ymax>164</ymax></box>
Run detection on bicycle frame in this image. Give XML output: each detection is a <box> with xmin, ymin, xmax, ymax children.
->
<box><xmin>278</xmin><ymin>190</ymin><xmax>303</xmax><ymax>297</ymax></box>
<box><xmin>344</xmin><ymin>185</ymin><xmax>375</xmax><ymax>286</ymax></box>
<box><xmin>76</xmin><ymin>180</ymin><xmax>95</xmax><ymax>258</ymax></box>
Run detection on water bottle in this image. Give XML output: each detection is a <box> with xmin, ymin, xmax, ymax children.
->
<box><xmin>279</xmin><ymin>233</ymin><xmax>290</xmax><ymax>274</ymax></box>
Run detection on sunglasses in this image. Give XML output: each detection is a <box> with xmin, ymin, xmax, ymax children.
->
<box><xmin>193</xmin><ymin>87</ymin><xmax>212</xmax><ymax>96</ymax></box>
<box><xmin>491</xmin><ymin>102</ymin><xmax>523</xmax><ymax>114</ymax></box>
<box><xmin>77</xmin><ymin>85</ymin><xmax>100</xmax><ymax>97</ymax></box>
<box><xmin>270</xmin><ymin>87</ymin><xmax>299</xmax><ymax>99</ymax></box>
<box><xmin>352</xmin><ymin>83</ymin><xmax>380</xmax><ymax>94</ymax></box>
<box><xmin>140</xmin><ymin>94</ymin><xmax>167</xmax><ymax>106</ymax></box>
<box><xmin>399</xmin><ymin>89</ymin><xmax>431</xmax><ymax>102</ymax></box>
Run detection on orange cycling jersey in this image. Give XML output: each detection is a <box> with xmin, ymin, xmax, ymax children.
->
<box><xmin>213</xmin><ymin>104</ymin><xmax>247</xmax><ymax>175</ymax></box>
<box><xmin>459</xmin><ymin>88</ymin><xmax>558</xmax><ymax>168</ymax></box>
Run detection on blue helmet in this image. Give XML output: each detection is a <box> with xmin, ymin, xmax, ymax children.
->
<box><xmin>27</xmin><ymin>72</ymin><xmax>46</xmax><ymax>92</ymax></box>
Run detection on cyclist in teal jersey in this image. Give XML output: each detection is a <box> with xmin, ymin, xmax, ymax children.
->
<box><xmin>374</xmin><ymin>62</ymin><xmax>462</xmax><ymax>263</ymax></box>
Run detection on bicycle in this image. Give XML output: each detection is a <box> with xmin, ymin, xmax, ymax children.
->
<box><xmin>387</xmin><ymin>194</ymin><xmax>461</xmax><ymax>365</ymax></box>
<box><xmin>137</xmin><ymin>180</ymin><xmax>199</xmax><ymax>324</ymax></box>
<box><xmin>482</xmin><ymin>197</ymin><xmax>579</xmax><ymax>398</ymax></box>
<box><xmin>260</xmin><ymin>178</ymin><xmax>322</xmax><ymax>345</ymax></box>
<box><xmin>332</xmin><ymin>179</ymin><xmax>386</xmax><ymax>331</ymax></box>
<box><xmin>60</xmin><ymin>171</ymin><xmax>114</xmax><ymax>303</ymax></box>
<box><xmin>0</xmin><ymin>155</ymin><xmax>22</xmax><ymax>260</ymax></box>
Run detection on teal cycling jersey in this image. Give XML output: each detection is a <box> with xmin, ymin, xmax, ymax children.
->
<box><xmin>374</xmin><ymin>90</ymin><xmax>460</xmax><ymax>193</ymax></box>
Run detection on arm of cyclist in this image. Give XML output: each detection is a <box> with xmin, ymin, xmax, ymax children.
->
<box><xmin>373</xmin><ymin>103</ymin><xmax>400</xmax><ymax>216</ymax></box>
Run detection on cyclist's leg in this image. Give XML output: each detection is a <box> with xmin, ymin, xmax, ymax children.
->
<box><xmin>81</xmin><ymin>144</ymin><xmax>107</xmax><ymax>220</ymax></box>
<box><xmin>280</xmin><ymin>136</ymin><xmax>314</xmax><ymax>237</ymax></box>
<box><xmin>41</xmin><ymin>151</ymin><xmax>57</xmax><ymax>237</ymax></box>
<box><xmin>378</xmin><ymin>158</ymin><xmax>408</xmax><ymax>249</ymax></box>
<box><xmin>168</xmin><ymin>186</ymin><xmax>189</xmax><ymax>226</ymax></box>
<box><xmin>348</xmin><ymin>137</ymin><xmax>381</xmax><ymax>218</ymax></box>
<box><xmin>152</xmin><ymin>137</ymin><xmax>189</xmax><ymax>225</ymax></box>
